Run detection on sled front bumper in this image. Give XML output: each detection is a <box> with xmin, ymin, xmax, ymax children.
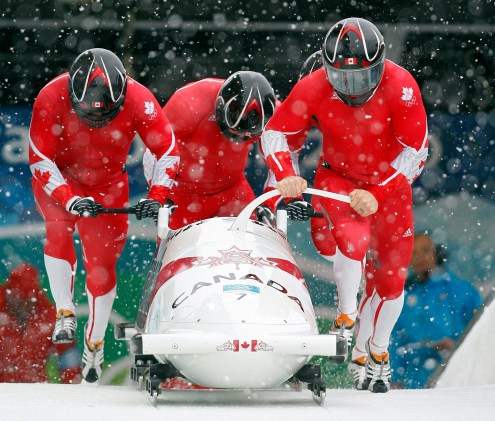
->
<box><xmin>128</xmin><ymin>331</ymin><xmax>347</xmax><ymax>358</ymax></box>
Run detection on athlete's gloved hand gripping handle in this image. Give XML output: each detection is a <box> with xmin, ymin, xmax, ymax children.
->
<box><xmin>285</xmin><ymin>199</ymin><xmax>321</xmax><ymax>221</ymax></box>
<box><xmin>135</xmin><ymin>198</ymin><xmax>176</xmax><ymax>223</ymax></box>
<box><xmin>68</xmin><ymin>197</ymin><xmax>103</xmax><ymax>218</ymax></box>
<box><xmin>88</xmin><ymin>199</ymin><xmax>176</xmax><ymax>223</ymax></box>
<box><xmin>254</xmin><ymin>205</ymin><xmax>275</xmax><ymax>225</ymax></box>
<box><xmin>276</xmin><ymin>176</ymin><xmax>323</xmax><ymax>221</ymax></box>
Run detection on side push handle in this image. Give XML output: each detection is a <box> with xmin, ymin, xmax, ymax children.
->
<box><xmin>230</xmin><ymin>187</ymin><xmax>350</xmax><ymax>233</ymax></box>
<box><xmin>97</xmin><ymin>205</ymin><xmax>171</xmax><ymax>239</ymax></box>
<box><xmin>98</xmin><ymin>206</ymin><xmax>137</xmax><ymax>214</ymax></box>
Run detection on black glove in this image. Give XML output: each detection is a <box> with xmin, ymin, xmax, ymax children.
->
<box><xmin>254</xmin><ymin>205</ymin><xmax>275</xmax><ymax>225</ymax></box>
<box><xmin>135</xmin><ymin>199</ymin><xmax>162</xmax><ymax>222</ymax></box>
<box><xmin>286</xmin><ymin>199</ymin><xmax>315</xmax><ymax>221</ymax></box>
<box><xmin>68</xmin><ymin>197</ymin><xmax>102</xmax><ymax>218</ymax></box>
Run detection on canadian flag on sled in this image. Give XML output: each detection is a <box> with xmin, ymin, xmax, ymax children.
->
<box><xmin>216</xmin><ymin>339</ymin><xmax>274</xmax><ymax>352</ymax></box>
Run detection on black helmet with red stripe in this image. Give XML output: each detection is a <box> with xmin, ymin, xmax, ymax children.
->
<box><xmin>322</xmin><ymin>18</ymin><xmax>385</xmax><ymax>107</ymax></box>
<box><xmin>216</xmin><ymin>71</ymin><xmax>276</xmax><ymax>143</ymax></box>
<box><xmin>299</xmin><ymin>50</ymin><xmax>323</xmax><ymax>81</ymax></box>
<box><xmin>68</xmin><ymin>48</ymin><xmax>127</xmax><ymax>127</ymax></box>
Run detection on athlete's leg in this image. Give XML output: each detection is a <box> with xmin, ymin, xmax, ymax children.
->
<box><xmin>78</xmin><ymin>212</ymin><xmax>127</xmax><ymax>342</ymax></box>
<box><xmin>367</xmin><ymin>186</ymin><xmax>414</xmax><ymax>355</ymax></box>
<box><xmin>310</xmin><ymin>196</ymin><xmax>336</xmax><ymax>262</ymax></box>
<box><xmin>315</xmin><ymin>171</ymin><xmax>370</xmax><ymax>317</ymax></box>
<box><xmin>78</xmin><ymin>181</ymin><xmax>129</xmax><ymax>343</ymax></box>
<box><xmin>353</xmin><ymin>286</ymin><xmax>374</xmax><ymax>360</ymax></box>
<box><xmin>33</xmin><ymin>180</ymin><xmax>78</xmax><ymax>313</ymax></box>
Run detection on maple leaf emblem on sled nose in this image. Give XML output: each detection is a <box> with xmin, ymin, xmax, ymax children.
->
<box><xmin>192</xmin><ymin>246</ymin><xmax>278</xmax><ymax>270</ymax></box>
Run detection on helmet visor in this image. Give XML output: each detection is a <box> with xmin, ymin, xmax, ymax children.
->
<box><xmin>71</xmin><ymin>75</ymin><xmax>127</xmax><ymax>127</ymax></box>
<box><xmin>225</xmin><ymin>107</ymin><xmax>263</xmax><ymax>134</ymax></box>
<box><xmin>324</xmin><ymin>57</ymin><xmax>385</xmax><ymax>97</ymax></box>
<box><xmin>218</xmin><ymin>94</ymin><xmax>274</xmax><ymax>143</ymax></box>
<box><xmin>222</xmin><ymin>113</ymin><xmax>263</xmax><ymax>143</ymax></box>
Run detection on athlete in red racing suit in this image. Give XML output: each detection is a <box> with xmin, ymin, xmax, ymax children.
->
<box><xmin>29</xmin><ymin>48</ymin><xmax>179</xmax><ymax>383</ymax></box>
<box><xmin>261</xmin><ymin>18</ymin><xmax>428</xmax><ymax>393</ymax></box>
<box><xmin>143</xmin><ymin>72</ymin><xmax>286</xmax><ymax>229</ymax></box>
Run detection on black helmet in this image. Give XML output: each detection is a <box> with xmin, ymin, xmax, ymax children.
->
<box><xmin>69</xmin><ymin>48</ymin><xmax>127</xmax><ymax>127</ymax></box>
<box><xmin>215</xmin><ymin>71</ymin><xmax>276</xmax><ymax>143</ymax></box>
<box><xmin>322</xmin><ymin>18</ymin><xmax>385</xmax><ymax>107</ymax></box>
<box><xmin>299</xmin><ymin>50</ymin><xmax>323</xmax><ymax>81</ymax></box>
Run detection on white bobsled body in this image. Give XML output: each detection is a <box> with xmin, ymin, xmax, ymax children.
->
<box><xmin>126</xmin><ymin>189</ymin><xmax>349</xmax><ymax>390</ymax></box>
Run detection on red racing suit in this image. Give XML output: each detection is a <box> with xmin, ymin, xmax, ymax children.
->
<box><xmin>261</xmin><ymin>61</ymin><xmax>428</xmax><ymax>299</ymax></box>
<box><xmin>143</xmin><ymin>78</ymin><xmax>280</xmax><ymax>229</ymax></box>
<box><xmin>29</xmin><ymin>74</ymin><xmax>179</xmax><ymax>342</ymax></box>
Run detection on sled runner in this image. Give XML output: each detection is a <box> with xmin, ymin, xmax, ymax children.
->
<box><xmin>114</xmin><ymin>188</ymin><xmax>350</xmax><ymax>405</ymax></box>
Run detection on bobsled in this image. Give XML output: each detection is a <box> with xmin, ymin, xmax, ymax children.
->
<box><xmin>115</xmin><ymin>188</ymin><xmax>350</xmax><ymax>405</ymax></box>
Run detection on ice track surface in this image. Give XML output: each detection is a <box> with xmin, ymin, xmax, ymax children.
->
<box><xmin>0</xmin><ymin>383</ymin><xmax>494</xmax><ymax>421</ymax></box>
